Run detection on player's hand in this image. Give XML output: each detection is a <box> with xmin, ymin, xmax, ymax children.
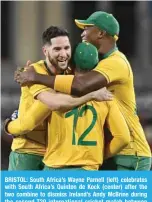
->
<box><xmin>14</xmin><ymin>66</ymin><xmax>37</xmax><ymax>85</ymax></box>
<box><xmin>14</xmin><ymin>67</ymin><xmax>25</xmax><ymax>84</ymax></box>
<box><xmin>26</xmin><ymin>60</ymin><xmax>32</xmax><ymax>66</ymax></box>
<box><xmin>92</xmin><ymin>87</ymin><xmax>113</xmax><ymax>101</ymax></box>
<box><xmin>14</xmin><ymin>60</ymin><xmax>33</xmax><ymax>85</ymax></box>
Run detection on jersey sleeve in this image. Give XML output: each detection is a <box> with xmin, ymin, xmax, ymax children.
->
<box><xmin>105</xmin><ymin>100</ymin><xmax>130</xmax><ymax>158</ymax></box>
<box><xmin>7</xmin><ymin>100</ymin><xmax>51</xmax><ymax>136</ymax></box>
<box><xmin>93</xmin><ymin>57</ymin><xmax>129</xmax><ymax>84</ymax></box>
<box><xmin>28</xmin><ymin>64</ymin><xmax>51</xmax><ymax>98</ymax></box>
<box><xmin>54</xmin><ymin>75</ymin><xmax>74</xmax><ymax>95</ymax></box>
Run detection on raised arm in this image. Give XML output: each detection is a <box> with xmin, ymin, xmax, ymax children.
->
<box><xmin>104</xmin><ymin>101</ymin><xmax>130</xmax><ymax>159</ymax></box>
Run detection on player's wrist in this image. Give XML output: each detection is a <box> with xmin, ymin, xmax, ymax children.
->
<box><xmin>34</xmin><ymin>73</ymin><xmax>44</xmax><ymax>84</ymax></box>
<box><xmin>89</xmin><ymin>92</ymin><xmax>96</xmax><ymax>100</ymax></box>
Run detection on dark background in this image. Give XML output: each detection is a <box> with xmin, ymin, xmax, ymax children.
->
<box><xmin>1</xmin><ymin>1</ymin><xmax>152</xmax><ymax>170</ymax></box>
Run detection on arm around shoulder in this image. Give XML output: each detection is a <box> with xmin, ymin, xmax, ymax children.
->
<box><xmin>70</xmin><ymin>71</ymin><xmax>107</xmax><ymax>96</ymax></box>
<box><xmin>37</xmin><ymin>90</ymin><xmax>96</xmax><ymax>112</ymax></box>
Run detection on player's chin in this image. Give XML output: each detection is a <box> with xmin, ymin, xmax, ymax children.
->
<box><xmin>58</xmin><ymin>63</ymin><xmax>68</xmax><ymax>70</ymax></box>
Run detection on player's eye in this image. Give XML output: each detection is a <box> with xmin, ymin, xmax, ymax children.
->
<box><xmin>54</xmin><ymin>47</ymin><xmax>61</xmax><ymax>51</ymax></box>
<box><xmin>64</xmin><ymin>46</ymin><xmax>70</xmax><ymax>50</ymax></box>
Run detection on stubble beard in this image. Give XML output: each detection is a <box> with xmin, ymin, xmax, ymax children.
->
<box><xmin>48</xmin><ymin>53</ymin><xmax>69</xmax><ymax>74</ymax></box>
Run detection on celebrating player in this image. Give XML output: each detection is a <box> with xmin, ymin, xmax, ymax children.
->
<box><xmin>15</xmin><ymin>11</ymin><xmax>152</xmax><ymax>170</ymax></box>
<box><xmin>4</xmin><ymin>26</ymin><xmax>112</xmax><ymax>170</ymax></box>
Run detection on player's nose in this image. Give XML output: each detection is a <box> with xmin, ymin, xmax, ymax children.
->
<box><xmin>59</xmin><ymin>50</ymin><xmax>67</xmax><ymax>58</ymax></box>
<box><xmin>81</xmin><ymin>30</ymin><xmax>86</xmax><ymax>39</ymax></box>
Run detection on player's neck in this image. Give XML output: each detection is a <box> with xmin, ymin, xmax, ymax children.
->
<box><xmin>98</xmin><ymin>41</ymin><xmax>116</xmax><ymax>55</ymax></box>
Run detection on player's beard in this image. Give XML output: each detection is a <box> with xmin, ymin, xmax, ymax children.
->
<box><xmin>47</xmin><ymin>52</ymin><xmax>70</xmax><ymax>73</ymax></box>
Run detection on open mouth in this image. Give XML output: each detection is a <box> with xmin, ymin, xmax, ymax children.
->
<box><xmin>58</xmin><ymin>59</ymin><xmax>67</xmax><ymax>64</ymax></box>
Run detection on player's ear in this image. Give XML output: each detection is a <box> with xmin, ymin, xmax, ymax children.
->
<box><xmin>98</xmin><ymin>30</ymin><xmax>106</xmax><ymax>39</ymax></box>
<box><xmin>42</xmin><ymin>46</ymin><xmax>47</xmax><ymax>57</ymax></box>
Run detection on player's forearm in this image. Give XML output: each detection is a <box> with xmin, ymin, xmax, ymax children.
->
<box><xmin>31</xmin><ymin>71</ymin><xmax>107</xmax><ymax>97</ymax></box>
<box><xmin>4</xmin><ymin>117</ymin><xmax>27</xmax><ymax>136</ymax></box>
<box><xmin>54</xmin><ymin>71</ymin><xmax>107</xmax><ymax>96</ymax></box>
<box><xmin>7</xmin><ymin>101</ymin><xmax>51</xmax><ymax>136</ymax></box>
<box><xmin>34</xmin><ymin>73</ymin><xmax>55</xmax><ymax>88</ymax></box>
<box><xmin>105</xmin><ymin>134</ymin><xmax>130</xmax><ymax>159</ymax></box>
<box><xmin>71</xmin><ymin>72</ymin><xmax>107</xmax><ymax>96</ymax></box>
<box><xmin>7</xmin><ymin>119</ymin><xmax>28</xmax><ymax>135</ymax></box>
<box><xmin>37</xmin><ymin>91</ymin><xmax>95</xmax><ymax>112</ymax></box>
<box><xmin>55</xmin><ymin>92</ymin><xmax>95</xmax><ymax>111</ymax></box>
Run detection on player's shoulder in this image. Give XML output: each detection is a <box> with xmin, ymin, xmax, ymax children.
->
<box><xmin>97</xmin><ymin>50</ymin><xmax>130</xmax><ymax>68</ymax></box>
<box><xmin>115</xmin><ymin>51</ymin><xmax>131</xmax><ymax>65</ymax></box>
<box><xmin>32</xmin><ymin>60</ymin><xmax>44</xmax><ymax>67</ymax></box>
<box><xmin>31</xmin><ymin>60</ymin><xmax>48</xmax><ymax>75</ymax></box>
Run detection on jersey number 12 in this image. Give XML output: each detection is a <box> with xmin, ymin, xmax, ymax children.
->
<box><xmin>65</xmin><ymin>105</ymin><xmax>97</xmax><ymax>146</ymax></box>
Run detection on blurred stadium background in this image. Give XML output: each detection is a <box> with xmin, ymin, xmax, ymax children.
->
<box><xmin>1</xmin><ymin>1</ymin><xmax>152</xmax><ymax>170</ymax></box>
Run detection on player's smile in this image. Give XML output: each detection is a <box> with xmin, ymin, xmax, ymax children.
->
<box><xmin>57</xmin><ymin>57</ymin><xmax>69</xmax><ymax>69</ymax></box>
<box><xmin>57</xmin><ymin>58</ymin><xmax>68</xmax><ymax>62</ymax></box>
<box><xmin>58</xmin><ymin>60</ymin><xmax>67</xmax><ymax>65</ymax></box>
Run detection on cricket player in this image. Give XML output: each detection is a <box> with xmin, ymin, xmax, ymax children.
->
<box><xmin>15</xmin><ymin>12</ymin><xmax>151</xmax><ymax>170</ymax></box>
<box><xmin>4</xmin><ymin>26</ymin><xmax>111</xmax><ymax>170</ymax></box>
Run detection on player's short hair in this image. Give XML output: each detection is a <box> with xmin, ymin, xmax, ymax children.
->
<box><xmin>42</xmin><ymin>26</ymin><xmax>69</xmax><ymax>45</ymax></box>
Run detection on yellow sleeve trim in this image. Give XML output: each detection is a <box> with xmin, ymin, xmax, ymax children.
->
<box><xmin>93</xmin><ymin>69</ymin><xmax>110</xmax><ymax>83</ymax></box>
<box><xmin>33</xmin><ymin>87</ymin><xmax>51</xmax><ymax>99</ymax></box>
<box><xmin>54</xmin><ymin>75</ymin><xmax>74</xmax><ymax>95</ymax></box>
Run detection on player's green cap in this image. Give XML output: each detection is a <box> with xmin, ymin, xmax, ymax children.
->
<box><xmin>74</xmin><ymin>42</ymin><xmax>99</xmax><ymax>70</ymax></box>
<box><xmin>75</xmin><ymin>11</ymin><xmax>119</xmax><ymax>41</ymax></box>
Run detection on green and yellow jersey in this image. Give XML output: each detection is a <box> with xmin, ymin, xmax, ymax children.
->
<box><xmin>9</xmin><ymin>60</ymin><xmax>51</xmax><ymax>156</ymax></box>
<box><xmin>43</xmin><ymin>99</ymin><xmax>130</xmax><ymax>170</ymax></box>
<box><xmin>94</xmin><ymin>49</ymin><xmax>151</xmax><ymax>157</ymax></box>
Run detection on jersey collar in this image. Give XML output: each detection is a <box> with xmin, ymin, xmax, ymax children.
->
<box><xmin>102</xmin><ymin>45</ymin><xmax>118</xmax><ymax>59</ymax></box>
<box><xmin>44</xmin><ymin>60</ymin><xmax>55</xmax><ymax>75</ymax></box>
